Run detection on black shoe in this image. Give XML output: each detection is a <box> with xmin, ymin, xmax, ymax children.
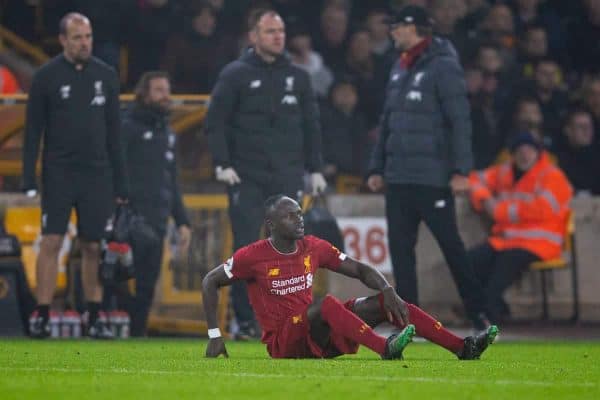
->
<box><xmin>30</xmin><ymin>316</ymin><xmax>50</xmax><ymax>339</ymax></box>
<box><xmin>234</xmin><ymin>321</ymin><xmax>260</xmax><ymax>341</ymax></box>
<box><xmin>382</xmin><ymin>324</ymin><xmax>415</xmax><ymax>360</ymax></box>
<box><xmin>458</xmin><ymin>325</ymin><xmax>499</xmax><ymax>360</ymax></box>
<box><xmin>87</xmin><ymin>320</ymin><xmax>115</xmax><ymax>339</ymax></box>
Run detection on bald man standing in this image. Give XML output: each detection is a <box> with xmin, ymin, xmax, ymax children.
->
<box><xmin>23</xmin><ymin>13</ymin><xmax>128</xmax><ymax>339</ymax></box>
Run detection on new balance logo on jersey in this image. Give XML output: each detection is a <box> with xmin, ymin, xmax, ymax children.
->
<box><xmin>143</xmin><ymin>131</ymin><xmax>153</xmax><ymax>140</ymax></box>
<box><xmin>391</xmin><ymin>73</ymin><xmax>400</xmax><ymax>81</ymax></box>
<box><xmin>281</xmin><ymin>95</ymin><xmax>298</xmax><ymax>105</ymax></box>
<box><xmin>60</xmin><ymin>85</ymin><xmax>70</xmax><ymax>99</ymax></box>
<box><xmin>249</xmin><ymin>80</ymin><xmax>261</xmax><ymax>89</ymax></box>
<box><xmin>406</xmin><ymin>90</ymin><xmax>422</xmax><ymax>101</ymax></box>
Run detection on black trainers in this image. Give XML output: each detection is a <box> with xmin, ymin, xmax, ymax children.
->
<box><xmin>30</xmin><ymin>316</ymin><xmax>50</xmax><ymax>339</ymax></box>
<box><xmin>234</xmin><ymin>321</ymin><xmax>260</xmax><ymax>341</ymax></box>
<box><xmin>382</xmin><ymin>324</ymin><xmax>415</xmax><ymax>360</ymax></box>
<box><xmin>87</xmin><ymin>320</ymin><xmax>115</xmax><ymax>339</ymax></box>
<box><xmin>458</xmin><ymin>325</ymin><xmax>499</xmax><ymax>360</ymax></box>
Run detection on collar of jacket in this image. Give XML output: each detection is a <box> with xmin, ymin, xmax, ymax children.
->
<box><xmin>400</xmin><ymin>37</ymin><xmax>432</xmax><ymax>69</ymax></box>
<box><xmin>130</xmin><ymin>103</ymin><xmax>169</xmax><ymax>125</ymax></box>
<box><xmin>241</xmin><ymin>47</ymin><xmax>291</xmax><ymax>68</ymax></box>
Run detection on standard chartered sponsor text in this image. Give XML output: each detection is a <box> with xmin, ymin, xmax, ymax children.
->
<box><xmin>270</xmin><ymin>274</ymin><xmax>312</xmax><ymax>295</ymax></box>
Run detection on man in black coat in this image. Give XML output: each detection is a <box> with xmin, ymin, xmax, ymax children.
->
<box><xmin>205</xmin><ymin>9</ymin><xmax>326</xmax><ymax>339</ymax></box>
<box><xmin>367</xmin><ymin>6</ymin><xmax>490</xmax><ymax>330</ymax></box>
<box><xmin>23</xmin><ymin>13</ymin><xmax>128</xmax><ymax>339</ymax></box>
<box><xmin>121</xmin><ymin>71</ymin><xmax>191</xmax><ymax>336</ymax></box>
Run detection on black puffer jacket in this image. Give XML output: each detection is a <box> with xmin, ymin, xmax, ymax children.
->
<box><xmin>368</xmin><ymin>37</ymin><xmax>473</xmax><ymax>187</ymax></box>
<box><xmin>121</xmin><ymin>104</ymin><xmax>189</xmax><ymax>235</ymax></box>
<box><xmin>205</xmin><ymin>48</ymin><xmax>323</xmax><ymax>184</ymax></box>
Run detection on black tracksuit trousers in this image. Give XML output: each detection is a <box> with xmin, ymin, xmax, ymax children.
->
<box><xmin>385</xmin><ymin>183</ymin><xmax>487</xmax><ymax>323</ymax></box>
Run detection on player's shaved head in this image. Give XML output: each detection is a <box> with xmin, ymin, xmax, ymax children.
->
<box><xmin>264</xmin><ymin>194</ymin><xmax>289</xmax><ymax>219</ymax></box>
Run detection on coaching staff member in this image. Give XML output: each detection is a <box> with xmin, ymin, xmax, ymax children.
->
<box><xmin>366</xmin><ymin>6</ymin><xmax>490</xmax><ymax>330</ymax></box>
<box><xmin>23</xmin><ymin>13</ymin><xmax>128</xmax><ymax>338</ymax></box>
<box><xmin>205</xmin><ymin>9</ymin><xmax>327</xmax><ymax>339</ymax></box>
<box><xmin>122</xmin><ymin>71</ymin><xmax>191</xmax><ymax>336</ymax></box>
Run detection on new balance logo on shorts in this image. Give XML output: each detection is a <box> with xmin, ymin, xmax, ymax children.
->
<box><xmin>281</xmin><ymin>95</ymin><xmax>298</xmax><ymax>105</ymax></box>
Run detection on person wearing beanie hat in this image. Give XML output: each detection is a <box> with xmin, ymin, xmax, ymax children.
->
<box><xmin>367</xmin><ymin>5</ymin><xmax>492</xmax><ymax>331</ymax></box>
<box><xmin>468</xmin><ymin>130</ymin><xmax>573</xmax><ymax>323</ymax></box>
<box><xmin>509</xmin><ymin>131</ymin><xmax>542</xmax><ymax>152</ymax></box>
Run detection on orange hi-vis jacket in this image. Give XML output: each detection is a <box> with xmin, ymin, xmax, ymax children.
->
<box><xmin>469</xmin><ymin>152</ymin><xmax>573</xmax><ymax>260</ymax></box>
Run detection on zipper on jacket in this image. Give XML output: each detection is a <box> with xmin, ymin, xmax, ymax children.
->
<box><xmin>267</xmin><ymin>64</ymin><xmax>276</xmax><ymax>127</ymax></box>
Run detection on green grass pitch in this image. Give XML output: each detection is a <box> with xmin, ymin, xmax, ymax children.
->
<box><xmin>1</xmin><ymin>339</ymin><xmax>599</xmax><ymax>399</ymax></box>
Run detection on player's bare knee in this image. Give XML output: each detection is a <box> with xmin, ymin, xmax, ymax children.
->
<box><xmin>354</xmin><ymin>296</ymin><xmax>380</xmax><ymax>315</ymax></box>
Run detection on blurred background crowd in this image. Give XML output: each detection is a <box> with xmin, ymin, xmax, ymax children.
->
<box><xmin>1</xmin><ymin>0</ymin><xmax>599</xmax><ymax>194</ymax></box>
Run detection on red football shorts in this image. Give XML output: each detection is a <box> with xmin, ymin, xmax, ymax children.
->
<box><xmin>266</xmin><ymin>308</ymin><xmax>360</xmax><ymax>358</ymax></box>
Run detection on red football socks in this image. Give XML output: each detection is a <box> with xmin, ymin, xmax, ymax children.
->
<box><xmin>321</xmin><ymin>295</ymin><xmax>387</xmax><ymax>355</ymax></box>
<box><xmin>378</xmin><ymin>294</ymin><xmax>463</xmax><ymax>354</ymax></box>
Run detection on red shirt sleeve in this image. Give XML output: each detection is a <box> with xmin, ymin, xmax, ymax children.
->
<box><xmin>223</xmin><ymin>246</ymin><xmax>255</xmax><ymax>280</ymax></box>
<box><xmin>309</xmin><ymin>236</ymin><xmax>347</xmax><ymax>271</ymax></box>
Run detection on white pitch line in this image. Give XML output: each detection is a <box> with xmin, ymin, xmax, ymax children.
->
<box><xmin>0</xmin><ymin>367</ymin><xmax>595</xmax><ymax>388</ymax></box>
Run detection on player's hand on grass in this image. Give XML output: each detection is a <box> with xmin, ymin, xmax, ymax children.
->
<box><xmin>381</xmin><ymin>286</ymin><xmax>409</xmax><ymax>326</ymax></box>
<box><xmin>206</xmin><ymin>337</ymin><xmax>229</xmax><ymax>358</ymax></box>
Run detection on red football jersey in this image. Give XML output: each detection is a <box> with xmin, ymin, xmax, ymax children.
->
<box><xmin>224</xmin><ymin>235</ymin><xmax>347</xmax><ymax>337</ymax></box>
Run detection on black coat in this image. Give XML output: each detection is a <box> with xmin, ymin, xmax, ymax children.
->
<box><xmin>205</xmin><ymin>48</ymin><xmax>323</xmax><ymax>184</ymax></box>
<box><xmin>121</xmin><ymin>105</ymin><xmax>189</xmax><ymax>235</ymax></box>
<box><xmin>368</xmin><ymin>38</ymin><xmax>473</xmax><ymax>187</ymax></box>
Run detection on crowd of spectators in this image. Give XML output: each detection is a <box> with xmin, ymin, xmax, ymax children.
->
<box><xmin>1</xmin><ymin>0</ymin><xmax>599</xmax><ymax>193</ymax></box>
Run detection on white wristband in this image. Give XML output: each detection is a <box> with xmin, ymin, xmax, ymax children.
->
<box><xmin>208</xmin><ymin>328</ymin><xmax>222</xmax><ymax>339</ymax></box>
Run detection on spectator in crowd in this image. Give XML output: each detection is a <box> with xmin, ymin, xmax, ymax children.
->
<box><xmin>319</xmin><ymin>78</ymin><xmax>369</xmax><ymax>183</ymax></box>
<box><xmin>121</xmin><ymin>71</ymin><xmax>191</xmax><ymax>336</ymax></box>
<box><xmin>367</xmin><ymin>5</ymin><xmax>491</xmax><ymax>331</ymax></box>
<box><xmin>454</xmin><ymin>0</ymin><xmax>490</xmax><ymax>56</ymax></box>
<box><xmin>72</xmin><ymin>0</ymin><xmax>134</xmax><ymax>71</ymax></box>
<box><xmin>468</xmin><ymin>131</ymin><xmax>573</xmax><ymax>322</ymax></box>
<box><xmin>511</xmin><ymin>58</ymin><xmax>568</xmax><ymax>145</ymax></box>
<box><xmin>340</xmin><ymin>28</ymin><xmax>384</xmax><ymax>126</ymax></box>
<box><xmin>0</xmin><ymin>65</ymin><xmax>21</xmax><ymax>93</ymax></box>
<box><xmin>496</xmin><ymin>96</ymin><xmax>554</xmax><ymax>163</ymax></box>
<box><xmin>466</xmin><ymin>65</ymin><xmax>498</xmax><ymax>169</ymax></box>
<box><xmin>313</xmin><ymin>4</ymin><xmax>350</xmax><ymax>71</ymax></box>
<box><xmin>557</xmin><ymin>109</ymin><xmax>600</xmax><ymax>195</ymax></box>
<box><xmin>510</xmin><ymin>0</ymin><xmax>564</xmax><ymax>61</ymax></box>
<box><xmin>127</xmin><ymin>0</ymin><xmax>177</xmax><ymax>88</ymax></box>
<box><xmin>515</xmin><ymin>24</ymin><xmax>549</xmax><ymax>79</ymax></box>
<box><xmin>476</xmin><ymin>4</ymin><xmax>517</xmax><ymax>68</ymax></box>
<box><xmin>582</xmin><ymin>76</ymin><xmax>600</xmax><ymax>136</ymax></box>
<box><xmin>287</xmin><ymin>26</ymin><xmax>334</xmax><ymax>98</ymax></box>
<box><xmin>162</xmin><ymin>3</ymin><xmax>237</xmax><ymax>94</ymax></box>
<box><xmin>205</xmin><ymin>9</ymin><xmax>327</xmax><ymax>340</ymax></box>
<box><xmin>430</xmin><ymin>0</ymin><xmax>468</xmax><ymax>43</ymax></box>
<box><xmin>365</xmin><ymin>8</ymin><xmax>394</xmax><ymax>60</ymax></box>
<box><xmin>566</xmin><ymin>0</ymin><xmax>600</xmax><ymax>76</ymax></box>
<box><xmin>23</xmin><ymin>13</ymin><xmax>128</xmax><ymax>339</ymax></box>
<box><xmin>474</xmin><ymin>43</ymin><xmax>512</xmax><ymax>113</ymax></box>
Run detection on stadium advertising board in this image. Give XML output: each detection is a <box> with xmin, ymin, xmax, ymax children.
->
<box><xmin>336</xmin><ymin>217</ymin><xmax>391</xmax><ymax>272</ymax></box>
